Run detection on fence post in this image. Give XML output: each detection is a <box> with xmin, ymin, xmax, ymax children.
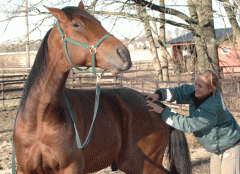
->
<box><xmin>1</xmin><ymin>76</ymin><xmax>4</xmax><ymax>108</ymax></box>
<box><xmin>237</xmin><ymin>80</ymin><xmax>240</xmax><ymax>96</ymax></box>
<box><xmin>79</xmin><ymin>77</ymin><xmax>82</xmax><ymax>89</ymax></box>
<box><xmin>232</xmin><ymin>66</ymin><xmax>234</xmax><ymax>78</ymax></box>
<box><xmin>72</xmin><ymin>70</ymin><xmax>75</xmax><ymax>88</ymax></box>
<box><xmin>23</xmin><ymin>74</ymin><xmax>26</xmax><ymax>86</ymax></box>
<box><xmin>114</xmin><ymin>76</ymin><xmax>118</xmax><ymax>87</ymax></box>
<box><xmin>120</xmin><ymin>77</ymin><xmax>123</xmax><ymax>87</ymax></box>
<box><xmin>237</xmin><ymin>79</ymin><xmax>240</xmax><ymax>111</ymax></box>
<box><xmin>135</xmin><ymin>64</ymin><xmax>138</xmax><ymax>78</ymax></box>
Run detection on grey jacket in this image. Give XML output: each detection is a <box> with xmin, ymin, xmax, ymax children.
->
<box><xmin>155</xmin><ymin>84</ymin><xmax>240</xmax><ymax>154</ymax></box>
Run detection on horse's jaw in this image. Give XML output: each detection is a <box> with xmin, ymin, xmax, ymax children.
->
<box><xmin>106</xmin><ymin>60</ymin><xmax>132</xmax><ymax>75</ymax></box>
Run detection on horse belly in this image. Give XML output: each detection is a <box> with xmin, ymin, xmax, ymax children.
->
<box><xmin>82</xmin><ymin>114</ymin><xmax>121</xmax><ymax>172</ymax></box>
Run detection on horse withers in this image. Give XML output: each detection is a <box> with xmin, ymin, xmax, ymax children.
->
<box><xmin>13</xmin><ymin>1</ymin><xmax>191</xmax><ymax>174</ymax></box>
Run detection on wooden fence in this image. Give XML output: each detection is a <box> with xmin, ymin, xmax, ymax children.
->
<box><xmin>1</xmin><ymin>65</ymin><xmax>240</xmax><ymax>112</ymax></box>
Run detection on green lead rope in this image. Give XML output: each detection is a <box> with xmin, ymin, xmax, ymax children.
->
<box><xmin>12</xmin><ymin>137</ymin><xmax>15</xmax><ymax>174</ymax></box>
<box><xmin>64</xmin><ymin>83</ymin><xmax>101</xmax><ymax>149</ymax></box>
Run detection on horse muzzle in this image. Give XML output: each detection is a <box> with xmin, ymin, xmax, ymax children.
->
<box><xmin>106</xmin><ymin>45</ymin><xmax>132</xmax><ymax>74</ymax></box>
<box><xmin>117</xmin><ymin>46</ymin><xmax>132</xmax><ymax>71</ymax></box>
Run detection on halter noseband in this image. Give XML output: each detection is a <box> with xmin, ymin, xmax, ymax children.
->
<box><xmin>57</xmin><ymin>20</ymin><xmax>112</xmax><ymax>75</ymax></box>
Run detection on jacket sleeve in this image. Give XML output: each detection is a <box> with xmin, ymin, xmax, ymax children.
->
<box><xmin>161</xmin><ymin>106</ymin><xmax>217</xmax><ymax>133</ymax></box>
<box><xmin>155</xmin><ymin>84</ymin><xmax>195</xmax><ymax>104</ymax></box>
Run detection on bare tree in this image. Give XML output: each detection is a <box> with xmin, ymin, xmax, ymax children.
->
<box><xmin>166</xmin><ymin>30</ymin><xmax>173</xmax><ymax>41</ymax></box>
<box><xmin>0</xmin><ymin>0</ymin><xmax>75</xmax><ymax>50</ymax></box>
<box><xmin>159</xmin><ymin>0</ymin><xmax>169</xmax><ymax>81</ymax></box>
<box><xmin>131</xmin><ymin>0</ymin><xmax>221</xmax><ymax>77</ymax></box>
<box><xmin>187</xmin><ymin>0</ymin><xmax>220</xmax><ymax>76</ymax></box>
<box><xmin>175</xmin><ymin>28</ymin><xmax>180</xmax><ymax>38</ymax></box>
<box><xmin>89</xmin><ymin>0</ymin><xmax>183</xmax><ymax>80</ymax></box>
<box><xmin>218</xmin><ymin>0</ymin><xmax>240</xmax><ymax>63</ymax></box>
<box><xmin>135</xmin><ymin>4</ymin><xmax>163</xmax><ymax>80</ymax></box>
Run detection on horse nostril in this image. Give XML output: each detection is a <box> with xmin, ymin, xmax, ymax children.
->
<box><xmin>117</xmin><ymin>48</ymin><xmax>124</xmax><ymax>61</ymax></box>
<box><xmin>117</xmin><ymin>48</ymin><xmax>128</xmax><ymax>61</ymax></box>
<box><xmin>117</xmin><ymin>47</ymin><xmax>132</xmax><ymax>70</ymax></box>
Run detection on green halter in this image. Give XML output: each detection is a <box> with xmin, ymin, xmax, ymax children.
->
<box><xmin>57</xmin><ymin>20</ymin><xmax>112</xmax><ymax>75</ymax></box>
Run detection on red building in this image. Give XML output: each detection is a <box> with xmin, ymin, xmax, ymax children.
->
<box><xmin>167</xmin><ymin>28</ymin><xmax>240</xmax><ymax>74</ymax></box>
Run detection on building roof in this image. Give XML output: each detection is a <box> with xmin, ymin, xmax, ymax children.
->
<box><xmin>167</xmin><ymin>28</ymin><xmax>233</xmax><ymax>44</ymax></box>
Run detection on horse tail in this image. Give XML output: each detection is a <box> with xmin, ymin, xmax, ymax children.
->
<box><xmin>168</xmin><ymin>127</ymin><xmax>192</xmax><ymax>174</ymax></box>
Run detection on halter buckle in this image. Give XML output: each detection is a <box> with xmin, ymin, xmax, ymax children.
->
<box><xmin>62</xmin><ymin>35</ymin><xmax>66</xmax><ymax>41</ymax></box>
<box><xmin>96</xmin><ymin>73</ymin><xmax>102</xmax><ymax>84</ymax></box>
<box><xmin>89</xmin><ymin>46</ymin><xmax>97</xmax><ymax>54</ymax></box>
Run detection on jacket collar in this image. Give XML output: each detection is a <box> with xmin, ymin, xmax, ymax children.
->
<box><xmin>190</xmin><ymin>92</ymin><xmax>213</xmax><ymax>108</ymax></box>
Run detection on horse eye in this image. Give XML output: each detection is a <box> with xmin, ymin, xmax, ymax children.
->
<box><xmin>73</xmin><ymin>22</ymin><xmax>83</xmax><ymax>28</ymax></box>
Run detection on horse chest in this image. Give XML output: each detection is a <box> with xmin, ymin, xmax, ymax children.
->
<box><xmin>18</xmin><ymin>122</ymin><xmax>78</xmax><ymax>172</ymax></box>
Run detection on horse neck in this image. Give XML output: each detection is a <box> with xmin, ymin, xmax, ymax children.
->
<box><xmin>19</xmin><ymin>29</ymin><xmax>70</xmax><ymax>124</ymax></box>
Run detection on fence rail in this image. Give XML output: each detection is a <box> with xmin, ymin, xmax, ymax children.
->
<box><xmin>1</xmin><ymin>66</ymin><xmax>240</xmax><ymax>112</ymax></box>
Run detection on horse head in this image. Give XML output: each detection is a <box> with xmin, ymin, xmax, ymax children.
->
<box><xmin>45</xmin><ymin>1</ymin><xmax>132</xmax><ymax>75</ymax></box>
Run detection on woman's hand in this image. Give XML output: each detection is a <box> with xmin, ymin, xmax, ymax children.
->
<box><xmin>146</xmin><ymin>100</ymin><xmax>165</xmax><ymax>114</ymax></box>
<box><xmin>144</xmin><ymin>93</ymin><xmax>160</xmax><ymax>102</ymax></box>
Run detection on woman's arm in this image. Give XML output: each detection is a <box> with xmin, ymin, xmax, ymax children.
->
<box><xmin>155</xmin><ymin>84</ymin><xmax>195</xmax><ymax>104</ymax></box>
<box><xmin>161</xmin><ymin>107</ymin><xmax>217</xmax><ymax>133</ymax></box>
<box><xmin>147</xmin><ymin>100</ymin><xmax>217</xmax><ymax>133</ymax></box>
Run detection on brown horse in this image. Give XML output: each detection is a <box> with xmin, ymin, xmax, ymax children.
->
<box><xmin>13</xmin><ymin>1</ymin><xmax>191</xmax><ymax>174</ymax></box>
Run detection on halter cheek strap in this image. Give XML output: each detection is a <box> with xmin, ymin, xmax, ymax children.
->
<box><xmin>57</xmin><ymin>20</ymin><xmax>112</xmax><ymax>75</ymax></box>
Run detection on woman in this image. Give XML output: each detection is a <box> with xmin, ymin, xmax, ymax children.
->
<box><xmin>146</xmin><ymin>70</ymin><xmax>240</xmax><ymax>174</ymax></box>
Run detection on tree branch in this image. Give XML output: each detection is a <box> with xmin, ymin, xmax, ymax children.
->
<box><xmin>130</xmin><ymin>0</ymin><xmax>198</xmax><ymax>25</ymax></box>
<box><xmin>89</xmin><ymin>10</ymin><xmax>193</xmax><ymax>31</ymax></box>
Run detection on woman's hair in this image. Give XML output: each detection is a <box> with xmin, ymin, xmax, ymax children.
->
<box><xmin>198</xmin><ymin>70</ymin><xmax>221</xmax><ymax>97</ymax></box>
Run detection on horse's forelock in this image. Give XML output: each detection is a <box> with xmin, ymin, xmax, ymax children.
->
<box><xmin>61</xmin><ymin>6</ymin><xmax>97</xmax><ymax>23</ymax></box>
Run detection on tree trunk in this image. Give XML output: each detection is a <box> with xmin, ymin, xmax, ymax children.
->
<box><xmin>136</xmin><ymin>5</ymin><xmax>163</xmax><ymax>80</ymax></box>
<box><xmin>25</xmin><ymin>0</ymin><xmax>30</xmax><ymax>68</ymax></box>
<box><xmin>189</xmin><ymin>0</ymin><xmax>220</xmax><ymax>77</ymax></box>
<box><xmin>222</xmin><ymin>0</ymin><xmax>240</xmax><ymax>63</ymax></box>
<box><xmin>159</xmin><ymin>0</ymin><xmax>169</xmax><ymax>81</ymax></box>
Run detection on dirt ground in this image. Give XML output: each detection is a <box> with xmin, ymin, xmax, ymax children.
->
<box><xmin>0</xmin><ymin>106</ymin><xmax>239</xmax><ymax>174</ymax></box>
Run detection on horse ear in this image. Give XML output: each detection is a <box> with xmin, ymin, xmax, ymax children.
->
<box><xmin>44</xmin><ymin>6</ymin><xmax>67</xmax><ymax>22</ymax></box>
<box><xmin>78</xmin><ymin>1</ymin><xmax>85</xmax><ymax>9</ymax></box>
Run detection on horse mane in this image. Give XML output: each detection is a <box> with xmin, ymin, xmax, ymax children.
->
<box><xmin>20</xmin><ymin>28</ymin><xmax>52</xmax><ymax>107</ymax></box>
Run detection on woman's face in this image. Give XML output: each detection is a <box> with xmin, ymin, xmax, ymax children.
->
<box><xmin>195</xmin><ymin>76</ymin><xmax>213</xmax><ymax>99</ymax></box>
